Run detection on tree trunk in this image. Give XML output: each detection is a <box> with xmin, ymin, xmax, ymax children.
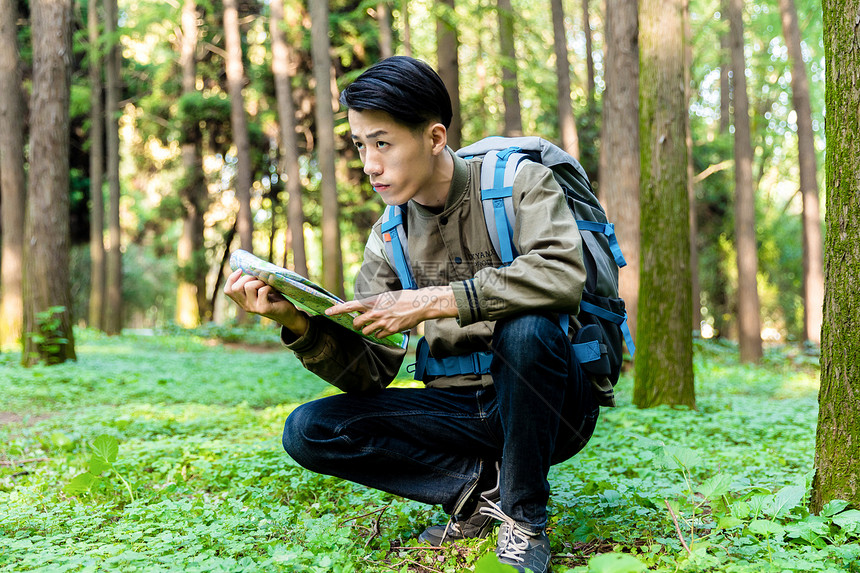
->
<box><xmin>719</xmin><ymin>1</ymin><xmax>731</xmax><ymax>134</ymax></box>
<box><xmin>498</xmin><ymin>0</ymin><xmax>522</xmax><ymax>137</ymax></box>
<box><xmin>87</xmin><ymin>0</ymin><xmax>105</xmax><ymax>331</ymax></box>
<box><xmin>176</xmin><ymin>0</ymin><xmax>208</xmax><ymax>327</ymax></box>
<box><xmin>582</xmin><ymin>0</ymin><xmax>595</xmax><ymax>107</ymax></box>
<box><xmin>599</xmin><ymin>0</ymin><xmax>639</xmax><ymax>341</ymax></box>
<box><xmin>224</xmin><ymin>0</ymin><xmax>254</xmax><ymax>255</ymax></box>
<box><xmin>0</xmin><ymin>0</ymin><xmax>27</xmax><ymax>349</ymax></box>
<box><xmin>778</xmin><ymin>0</ymin><xmax>823</xmax><ymax>346</ymax></box>
<box><xmin>23</xmin><ymin>0</ymin><xmax>76</xmax><ymax>365</ymax></box>
<box><xmin>551</xmin><ymin>0</ymin><xmax>579</xmax><ymax>158</ymax></box>
<box><xmin>104</xmin><ymin>0</ymin><xmax>123</xmax><ymax>335</ymax></box>
<box><xmin>727</xmin><ymin>0</ymin><xmax>762</xmax><ymax>362</ymax></box>
<box><xmin>270</xmin><ymin>0</ymin><xmax>308</xmax><ymax>277</ymax></box>
<box><xmin>310</xmin><ymin>0</ymin><xmax>344</xmax><ymax>297</ymax></box>
<box><xmin>633</xmin><ymin>0</ymin><xmax>694</xmax><ymax>409</ymax></box>
<box><xmin>377</xmin><ymin>2</ymin><xmax>394</xmax><ymax>59</ymax></box>
<box><xmin>684</xmin><ymin>0</ymin><xmax>700</xmax><ymax>334</ymax></box>
<box><xmin>811</xmin><ymin>0</ymin><xmax>860</xmax><ymax>512</ymax></box>
<box><xmin>436</xmin><ymin>0</ymin><xmax>461</xmax><ymax>149</ymax></box>
<box><xmin>401</xmin><ymin>0</ymin><xmax>412</xmax><ymax>58</ymax></box>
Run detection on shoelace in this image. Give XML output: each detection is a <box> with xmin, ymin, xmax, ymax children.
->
<box><xmin>478</xmin><ymin>498</ymin><xmax>531</xmax><ymax>562</ymax></box>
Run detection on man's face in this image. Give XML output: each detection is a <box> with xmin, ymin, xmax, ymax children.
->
<box><xmin>348</xmin><ymin>109</ymin><xmax>440</xmax><ymax>206</ymax></box>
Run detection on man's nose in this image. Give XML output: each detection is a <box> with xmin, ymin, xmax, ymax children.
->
<box><xmin>363</xmin><ymin>150</ymin><xmax>381</xmax><ymax>175</ymax></box>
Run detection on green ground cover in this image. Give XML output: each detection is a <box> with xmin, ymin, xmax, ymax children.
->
<box><xmin>1</xmin><ymin>330</ymin><xmax>857</xmax><ymax>572</ymax></box>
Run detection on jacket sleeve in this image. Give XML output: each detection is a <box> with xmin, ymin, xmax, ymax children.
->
<box><xmin>449</xmin><ymin>162</ymin><xmax>586</xmax><ymax>326</ymax></box>
<box><xmin>280</xmin><ymin>229</ymin><xmax>407</xmax><ymax>393</ymax></box>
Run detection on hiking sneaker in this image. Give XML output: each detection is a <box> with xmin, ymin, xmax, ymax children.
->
<box><xmin>418</xmin><ymin>464</ymin><xmax>501</xmax><ymax>545</ymax></box>
<box><xmin>479</xmin><ymin>499</ymin><xmax>552</xmax><ymax>573</ymax></box>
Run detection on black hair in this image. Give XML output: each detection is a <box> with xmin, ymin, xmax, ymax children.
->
<box><xmin>339</xmin><ymin>56</ymin><xmax>452</xmax><ymax>129</ymax></box>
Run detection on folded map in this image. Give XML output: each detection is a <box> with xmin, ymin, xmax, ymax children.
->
<box><xmin>229</xmin><ymin>249</ymin><xmax>405</xmax><ymax>348</ymax></box>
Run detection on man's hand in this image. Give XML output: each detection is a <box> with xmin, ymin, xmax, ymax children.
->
<box><xmin>223</xmin><ymin>269</ymin><xmax>309</xmax><ymax>335</ymax></box>
<box><xmin>325</xmin><ymin>286</ymin><xmax>458</xmax><ymax>338</ymax></box>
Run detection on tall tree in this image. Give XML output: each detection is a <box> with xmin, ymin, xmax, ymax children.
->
<box><xmin>497</xmin><ymin>0</ymin><xmax>522</xmax><ymax>136</ymax></box>
<box><xmin>175</xmin><ymin>0</ymin><xmax>208</xmax><ymax>327</ymax></box>
<box><xmin>270</xmin><ymin>0</ymin><xmax>308</xmax><ymax>277</ymax></box>
<box><xmin>599</xmin><ymin>0</ymin><xmax>639</xmax><ymax>339</ymax></box>
<box><xmin>401</xmin><ymin>0</ymin><xmax>412</xmax><ymax>57</ymax></box>
<box><xmin>436</xmin><ymin>0</ymin><xmax>461</xmax><ymax>149</ymax></box>
<box><xmin>778</xmin><ymin>0</ymin><xmax>823</xmax><ymax>346</ymax></box>
<box><xmin>684</xmin><ymin>0</ymin><xmax>699</xmax><ymax>334</ymax></box>
<box><xmin>0</xmin><ymin>0</ymin><xmax>27</xmax><ymax>349</ymax></box>
<box><xmin>582</xmin><ymin>0</ymin><xmax>596</xmax><ymax>107</ymax></box>
<box><xmin>727</xmin><ymin>0</ymin><xmax>762</xmax><ymax>362</ymax></box>
<box><xmin>812</xmin><ymin>0</ymin><xmax>860</xmax><ymax>512</ymax></box>
<box><xmin>377</xmin><ymin>2</ymin><xmax>394</xmax><ymax>59</ymax></box>
<box><xmin>87</xmin><ymin>0</ymin><xmax>105</xmax><ymax>331</ymax></box>
<box><xmin>310</xmin><ymin>0</ymin><xmax>344</xmax><ymax>297</ymax></box>
<box><xmin>224</xmin><ymin>0</ymin><xmax>254</xmax><ymax>255</ymax></box>
<box><xmin>104</xmin><ymin>0</ymin><xmax>122</xmax><ymax>335</ymax></box>
<box><xmin>551</xmin><ymin>0</ymin><xmax>580</xmax><ymax>157</ymax></box>
<box><xmin>634</xmin><ymin>0</ymin><xmax>694</xmax><ymax>408</ymax></box>
<box><xmin>23</xmin><ymin>0</ymin><xmax>76</xmax><ymax>365</ymax></box>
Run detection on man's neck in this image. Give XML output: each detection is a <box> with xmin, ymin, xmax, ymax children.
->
<box><xmin>413</xmin><ymin>148</ymin><xmax>455</xmax><ymax>209</ymax></box>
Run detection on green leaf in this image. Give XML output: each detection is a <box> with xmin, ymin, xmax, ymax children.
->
<box><xmin>821</xmin><ymin>499</ymin><xmax>850</xmax><ymax>517</ymax></box>
<box><xmin>748</xmin><ymin>519</ymin><xmax>785</xmax><ymax>537</ymax></box>
<box><xmin>587</xmin><ymin>552</ymin><xmax>648</xmax><ymax>573</ymax></box>
<box><xmin>764</xmin><ymin>484</ymin><xmax>806</xmax><ymax>518</ymax></box>
<box><xmin>88</xmin><ymin>455</ymin><xmax>111</xmax><ymax>475</ymax></box>
<box><xmin>716</xmin><ymin>516</ymin><xmax>743</xmax><ymax>530</ymax></box>
<box><xmin>64</xmin><ymin>472</ymin><xmax>96</xmax><ymax>496</ymax></box>
<box><xmin>832</xmin><ymin>509</ymin><xmax>860</xmax><ymax>533</ymax></box>
<box><xmin>696</xmin><ymin>473</ymin><xmax>733</xmax><ymax>500</ymax></box>
<box><xmin>90</xmin><ymin>434</ymin><xmax>119</xmax><ymax>464</ymax></box>
<box><xmin>473</xmin><ymin>553</ymin><xmax>518</xmax><ymax>572</ymax></box>
<box><xmin>658</xmin><ymin>445</ymin><xmax>702</xmax><ymax>471</ymax></box>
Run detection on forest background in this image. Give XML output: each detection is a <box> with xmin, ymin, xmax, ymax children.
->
<box><xmin>4</xmin><ymin>0</ymin><xmax>860</xmax><ymax>571</ymax></box>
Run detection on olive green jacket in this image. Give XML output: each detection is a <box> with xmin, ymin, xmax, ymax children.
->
<box><xmin>282</xmin><ymin>149</ymin><xmax>605</xmax><ymax>400</ymax></box>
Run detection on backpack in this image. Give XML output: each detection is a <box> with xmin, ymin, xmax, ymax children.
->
<box><xmin>381</xmin><ymin>136</ymin><xmax>634</xmax><ymax>404</ymax></box>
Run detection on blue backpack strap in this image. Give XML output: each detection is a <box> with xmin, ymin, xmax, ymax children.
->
<box><xmin>479</xmin><ymin>147</ymin><xmax>530</xmax><ymax>266</ymax></box>
<box><xmin>579</xmin><ymin>300</ymin><xmax>636</xmax><ymax>356</ymax></box>
<box><xmin>381</xmin><ymin>205</ymin><xmax>417</xmax><ymax>290</ymax></box>
<box><xmin>576</xmin><ymin>221</ymin><xmax>627</xmax><ymax>268</ymax></box>
<box><xmin>412</xmin><ymin>336</ymin><xmax>493</xmax><ymax>381</ymax></box>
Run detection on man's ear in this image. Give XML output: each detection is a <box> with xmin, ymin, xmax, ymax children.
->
<box><xmin>427</xmin><ymin>122</ymin><xmax>448</xmax><ymax>155</ymax></box>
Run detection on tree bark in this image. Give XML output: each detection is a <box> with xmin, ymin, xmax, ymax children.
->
<box><xmin>270</xmin><ymin>0</ymin><xmax>308</xmax><ymax>277</ymax></box>
<box><xmin>176</xmin><ymin>0</ymin><xmax>208</xmax><ymax>327</ymax></box>
<box><xmin>0</xmin><ymin>0</ymin><xmax>27</xmax><ymax>349</ymax></box>
<box><xmin>684</xmin><ymin>0</ymin><xmax>700</xmax><ymax>334</ymax></box>
<box><xmin>582</xmin><ymin>0</ymin><xmax>595</xmax><ymax>107</ymax></box>
<box><xmin>719</xmin><ymin>1</ymin><xmax>731</xmax><ymax>134</ymax></box>
<box><xmin>551</xmin><ymin>0</ymin><xmax>579</xmax><ymax>158</ymax></box>
<box><xmin>727</xmin><ymin>0</ymin><xmax>762</xmax><ymax>362</ymax></box>
<box><xmin>811</xmin><ymin>0</ymin><xmax>860</xmax><ymax>512</ymax></box>
<box><xmin>633</xmin><ymin>0</ymin><xmax>694</xmax><ymax>409</ymax></box>
<box><xmin>23</xmin><ymin>0</ymin><xmax>76</xmax><ymax>365</ymax></box>
<box><xmin>401</xmin><ymin>0</ymin><xmax>412</xmax><ymax>58</ymax></box>
<box><xmin>87</xmin><ymin>0</ymin><xmax>105</xmax><ymax>331</ymax></box>
<box><xmin>436</xmin><ymin>0</ymin><xmax>461</xmax><ymax>149</ymax></box>
<box><xmin>224</xmin><ymin>0</ymin><xmax>254</xmax><ymax>255</ymax></box>
<box><xmin>377</xmin><ymin>2</ymin><xmax>394</xmax><ymax>59</ymax></box>
<box><xmin>599</xmin><ymin>0</ymin><xmax>639</xmax><ymax>341</ymax></box>
<box><xmin>498</xmin><ymin>0</ymin><xmax>522</xmax><ymax>137</ymax></box>
<box><xmin>104</xmin><ymin>0</ymin><xmax>123</xmax><ymax>335</ymax></box>
<box><xmin>310</xmin><ymin>0</ymin><xmax>344</xmax><ymax>297</ymax></box>
<box><xmin>778</xmin><ymin>0</ymin><xmax>823</xmax><ymax>346</ymax></box>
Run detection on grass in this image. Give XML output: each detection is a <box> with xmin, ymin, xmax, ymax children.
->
<box><xmin>1</xmin><ymin>329</ymin><xmax>858</xmax><ymax>572</ymax></box>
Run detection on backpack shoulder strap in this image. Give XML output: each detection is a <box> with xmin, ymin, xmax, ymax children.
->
<box><xmin>479</xmin><ymin>147</ymin><xmax>531</xmax><ymax>266</ymax></box>
<box><xmin>380</xmin><ymin>204</ymin><xmax>417</xmax><ymax>290</ymax></box>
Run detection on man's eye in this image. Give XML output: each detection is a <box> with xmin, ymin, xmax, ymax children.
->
<box><xmin>354</xmin><ymin>142</ymin><xmax>364</xmax><ymax>150</ymax></box>
<box><xmin>377</xmin><ymin>141</ymin><xmax>389</xmax><ymax>149</ymax></box>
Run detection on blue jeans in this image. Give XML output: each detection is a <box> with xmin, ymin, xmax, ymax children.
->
<box><xmin>282</xmin><ymin>313</ymin><xmax>600</xmax><ymax>533</ymax></box>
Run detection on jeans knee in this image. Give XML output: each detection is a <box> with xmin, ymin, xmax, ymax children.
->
<box><xmin>493</xmin><ymin>313</ymin><xmax>568</xmax><ymax>368</ymax></box>
<box><xmin>282</xmin><ymin>402</ymin><xmax>322</xmax><ymax>470</ymax></box>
